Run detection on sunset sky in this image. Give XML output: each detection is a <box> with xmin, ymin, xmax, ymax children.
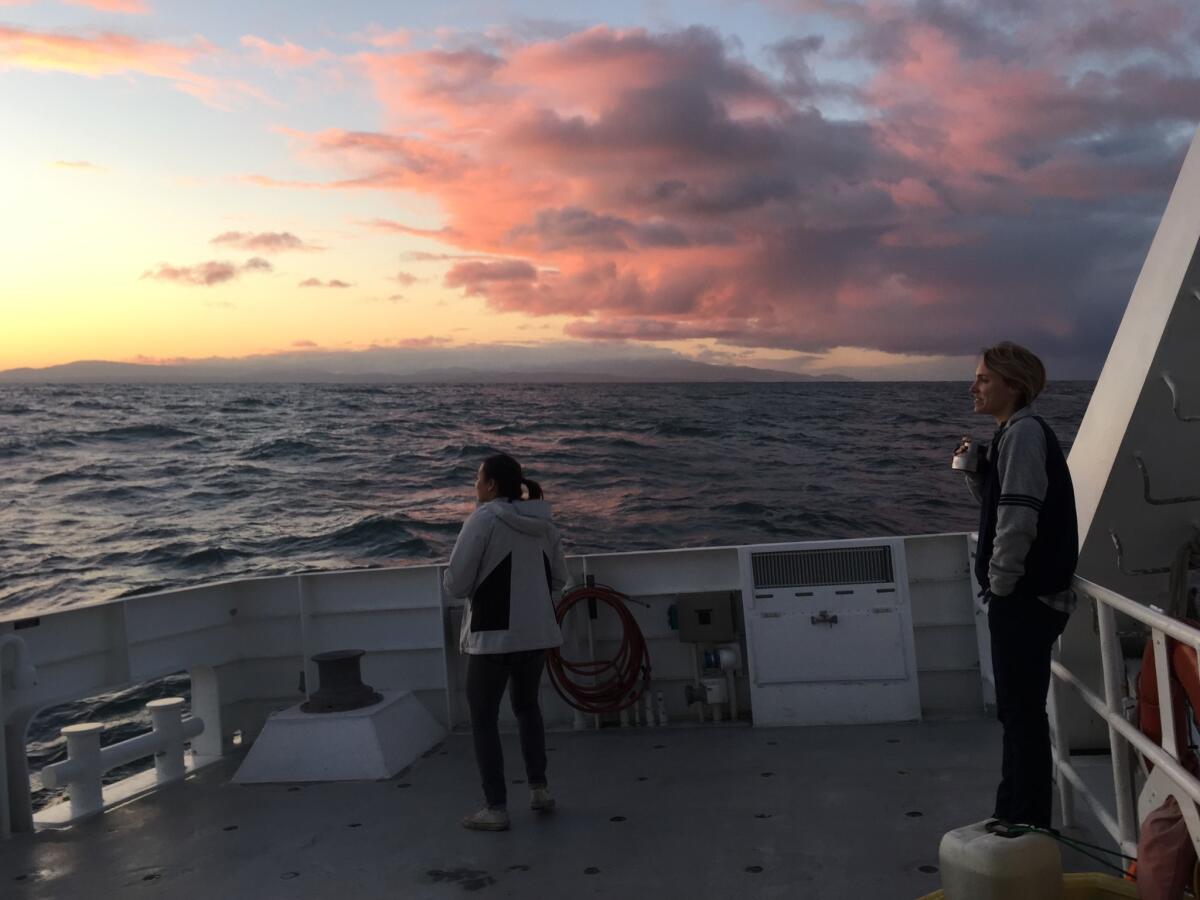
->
<box><xmin>2</xmin><ymin>0</ymin><xmax>1199</xmax><ymax>378</ymax></box>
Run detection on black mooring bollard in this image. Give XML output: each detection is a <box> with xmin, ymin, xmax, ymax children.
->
<box><xmin>301</xmin><ymin>649</ymin><xmax>383</xmax><ymax>713</ymax></box>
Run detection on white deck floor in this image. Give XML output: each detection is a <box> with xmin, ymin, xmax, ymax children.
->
<box><xmin>0</xmin><ymin>720</ymin><xmax>1123</xmax><ymax>900</ymax></box>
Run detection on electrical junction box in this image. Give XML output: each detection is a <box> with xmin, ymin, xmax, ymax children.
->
<box><xmin>677</xmin><ymin>592</ymin><xmax>735</xmax><ymax>643</ymax></box>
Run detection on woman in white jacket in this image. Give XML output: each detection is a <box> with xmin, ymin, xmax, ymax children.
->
<box><xmin>444</xmin><ymin>453</ymin><xmax>568</xmax><ymax>832</ymax></box>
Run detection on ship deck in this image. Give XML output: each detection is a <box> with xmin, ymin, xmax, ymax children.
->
<box><xmin>0</xmin><ymin>720</ymin><xmax>1122</xmax><ymax>900</ymax></box>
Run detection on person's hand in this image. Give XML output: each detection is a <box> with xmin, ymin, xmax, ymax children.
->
<box><xmin>954</xmin><ymin>435</ymin><xmax>970</xmax><ymax>456</ymax></box>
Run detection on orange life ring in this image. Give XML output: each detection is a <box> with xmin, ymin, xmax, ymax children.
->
<box><xmin>1135</xmin><ymin>620</ymin><xmax>1200</xmax><ymax>775</ymax></box>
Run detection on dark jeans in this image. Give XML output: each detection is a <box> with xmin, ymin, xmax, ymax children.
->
<box><xmin>466</xmin><ymin>650</ymin><xmax>548</xmax><ymax>808</ymax></box>
<box><xmin>988</xmin><ymin>593</ymin><xmax>1070</xmax><ymax>828</ymax></box>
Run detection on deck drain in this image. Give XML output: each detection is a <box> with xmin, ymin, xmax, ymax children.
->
<box><xmin>766</xmin><ymin>740</ymin><xmax>778</xmax><ymax>746</ymax></box>
<box><xmin>397</xmin><ymin>782</ymin><xmax>411</xmax><ymax>789</ymax></box>
<box><xmin>636</xmin><ymin>776</ymin><xmax>648</xmax><ymax>782</ymax></box>
<box><xmin>508</xmin><ymin>865</ymin><xmax>530</xmax><ymax>872</ymax></box>
<box><xmin>222</xmin><ymin>825</ymin><xmax>239</xmax><ymax>832</ymax></box>
<box><xmin>906</xmin><ymin>811</ymin><xmax>924</xmax><ymax>818</ymax></box>
<box><xmin>754</xmin><ymin>813</ymin><xmax>773</xmax><ymax>819</ymax></box>
<box><xmin>13</xmin><ymin>874</ymin><xmax>29</xmax><ymax>882</ymax></box>
<box><xmin>760</xmin><ymin>771</ymin><xmax>775</xmax><ymax>778</ymax></box>
<box><xmin>653</xmin><ymin>744</ymin><xmax>665</xmax><ymax>749</ymax></box>
<box><xmin>896</xmin><ymin>770</ymin><xmax>909</xmax><ymax>776</ymax></box>
<box><xmin>584</xmin><ymin>867</ymin><xmax>601</xmax><ymax>875</ymax></box>
<box><xmin>287</xmin><ymin>786</ymin><xmax>301</xmax><ymax>792</ymax></box>
<box><xmin>886</xmin><ymin>738</ymin><xmax>901</xmax><ymax>744</ymax></box>
<box><xmin>610</xmin><ymin>816</ymin><xmax>626</xmax><ymax>822</ymax></box>
<box><xmin>348</xmin><ymin>822</ymin><xmax>362</xmax><ymax>828</ymax></box>
<box><xmin>745</xmin><ymin>865</ymin><xmax>763</xmax><ymax>874</ymax></box>
<box><xmin>281</xmin><ymin>872</ymin><xmax>300</xmax><ymax>880</ymax></box>
<box><xmin>143</xmin><ymin>872</ymin><xmax>162</xmax><ymax>882</ymax></box>
<box><xmin>919</xmin><ymin>865</ymin><xmax>939</xmax><ymax>874</ymax></box>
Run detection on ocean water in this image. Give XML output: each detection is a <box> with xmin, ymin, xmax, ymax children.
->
<box><xmin>0</xmin><ymin>381</ymin><xmax>1093</xmax><ymax>801</ymax></box>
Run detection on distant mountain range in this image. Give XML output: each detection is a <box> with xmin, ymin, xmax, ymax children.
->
<box><xmin>0</xmin><ymin>358</ymin><xmax>853</xmax><ymax>384</ymax></box>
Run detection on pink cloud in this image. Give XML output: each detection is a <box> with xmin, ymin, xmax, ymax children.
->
<box><xmin>443</xmin><ymin>259</ymin><xmax>538</xmax><ymax>294</ymax></box>
<box><xmin>63</xmin><ymin>0</ymin><xmax>149</xmax><ymax>12</ymax></box>
<box><xmin>210</xmin><ymin>231</ymin><xmax>319</xmax><ymax>253</ymax></box>
<box><xmin>142</xmin><ymin>257</ymin><xmax>272</xmax><ymax>286</ymax></box>
<box><xmin>253</xmin><ymin>11</ymin><xmax>1200</xmax><ymax>365</ymax></box>
<box><xmin>52</xmin><ymin>159</ymin><xmax>106</xmax><ymax>172</ymax></box>
<box><xmin>0</xmin><ymin>24</ymin><xmax>264</xmax><ymax>108</ymax></box>
<box><xmin>358</xmin><ymin>25</ymin><xmax>411</xmax><ymax>49</ymax></box>
<box><xmin>241</xmin><ymin>35</ymin><xmax>333</xmax><ymax>69</ymax></box>
<box><xmin>359</xmin><ymin>218</ymin><xmax>458</xmax><ymax>240</ymax></box>
<box><xmin>298</xmin><ymin>278</ymin><xmax>352</xmax><ymax>288</ymax></box>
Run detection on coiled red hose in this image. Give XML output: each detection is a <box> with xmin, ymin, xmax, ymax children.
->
<box><xmin>547</xmin><ymin>583</ymin><xmax>651</xmax><ymax>715</ymax></box>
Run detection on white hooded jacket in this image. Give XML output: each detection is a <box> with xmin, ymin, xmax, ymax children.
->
<box><xmin>444</xmin><ymin>498</ymin><xmax>568</xmax><ymax>654</ymax></box>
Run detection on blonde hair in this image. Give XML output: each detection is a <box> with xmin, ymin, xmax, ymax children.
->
<box><xmin>980</xmin><ymin>341</ymin><xmax>1047</xmax><ymax>408</ymax></box>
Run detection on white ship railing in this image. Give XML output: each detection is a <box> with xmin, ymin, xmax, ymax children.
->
<box><xmin>0</xmin><ymin>533</ymin><xmax>983</xmax><ymax>839</ymax></box>
<box><xmin>1051</xmin><ymin>575</ymin><xmax>1200</xmax><ymax>861</ymax></box>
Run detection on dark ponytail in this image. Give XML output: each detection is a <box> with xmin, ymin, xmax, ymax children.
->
<box><xmin>481</xmin><ymin>453</ymin><xmax>543</xmax><ymax>501</ymax></box>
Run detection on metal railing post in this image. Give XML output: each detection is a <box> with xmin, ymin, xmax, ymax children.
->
<box><xmin>1047</xmin><ymin>640</ymin><xmax>1075</xmax><ymax>827</ymax></box>
<box><xmin>1095</xmin><ymin>600</ymin><xmax>1138</xmax><ymax>850</ymax></box>
<box><xmin>1152</xmin><ymin>629</ymin><xmax>1180</xmax><ymax>761</ymax></box>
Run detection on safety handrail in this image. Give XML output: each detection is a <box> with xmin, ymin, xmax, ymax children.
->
<box><xmin>1050</xmin><ymin>576</ymin><xmax>1200</xmax><ymax>861</ymax></box>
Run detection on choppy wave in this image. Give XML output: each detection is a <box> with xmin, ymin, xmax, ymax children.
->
<box><xmin>293</xmin><ymin>513</ymin><xmax>437</xmax><ymax>558</ymax></box>
<box><xmin>241</xmin><ymin>437</ymin><xmax>320</xmax><ymax>459</ymax></box>
<box><xmin>81</xmin><ymin>424</ymin><xmax>196</xmax><ymax>441</ymax></box>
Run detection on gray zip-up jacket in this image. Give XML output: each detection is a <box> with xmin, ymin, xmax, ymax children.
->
<box><xmin>964</xmin><ymin>405</ymin><xmax>1076</xmax><ymax>612</ymax></box>
<box><xmin>444</xmin><ymin>498</ymin><xmax>568</xmax><ymax>654</ymax></box>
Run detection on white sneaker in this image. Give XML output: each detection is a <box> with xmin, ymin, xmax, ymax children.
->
<box><xmin>530</xmin><ymin>786</ymin><xmax>556</xmax><ymax>813</ymax></box>
<box><xmin>461</xmin><ymin>805</ymin><xmax>510</xmax><ymax>831</ymax></box>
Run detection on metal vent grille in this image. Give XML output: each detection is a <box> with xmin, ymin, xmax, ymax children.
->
<box><xmin>751</xmin><ymin>546</ymin><xmax>894</xmax><ymax>588</ymax></box>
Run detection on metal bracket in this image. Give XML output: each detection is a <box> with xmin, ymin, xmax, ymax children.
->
<box><xmin>1162</xmin><ymin>371</ymin><xmax>1200</xmax><ymax>423</ymax></box>
<box><xmin>1109</xmin><ymin>529</ymin><xmax>1171</xmax><ymax>576</ymax></box>
<box><xmin>1133</xmin><ymin>452</ymin><xmax>1200</xmax><ymax>505</ymax></box>
<box><xmin>810</xmin><ymin>611</ymin><xmax>838</xmax><ymax>627</ymax></box>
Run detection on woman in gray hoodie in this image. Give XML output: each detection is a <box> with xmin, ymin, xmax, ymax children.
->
<box><xmin>444</xmin><ymin>453</ymin><xmax>569</xmax><ymax>831</ymax></box>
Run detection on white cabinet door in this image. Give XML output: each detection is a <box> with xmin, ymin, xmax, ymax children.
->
<box><xmin>750</xmin><ymin>607</ymin><xmax>910</xmax><ymax>684</ymax></box>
